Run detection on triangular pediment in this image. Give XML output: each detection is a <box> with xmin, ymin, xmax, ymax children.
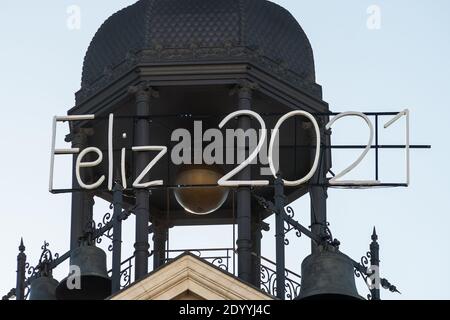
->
<box><xmin>110</xmin><ymin>253</ymin><xmax>273</xmax><ymax>300</ymax></box>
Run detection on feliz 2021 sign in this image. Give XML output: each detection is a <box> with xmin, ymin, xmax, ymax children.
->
<box><xmin>49</xmin><ymin>109</ymin><xmax>410</xmax><ymax>192</ymax></box>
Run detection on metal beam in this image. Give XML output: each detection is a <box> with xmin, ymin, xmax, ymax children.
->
<box><xmin>111</xmin><ymin>184</ymin><xmax>124</xmax><ymax>294</ymax></box>
<box><xmin>235</xmin><ymin>82</ymin><xmax>254</xmax><ymax>283</ymax></box>
<box><xmin>130</xmin><ymin>82</ymin><xmax>156</xmax><ymax>280</ymax></box>
<box><xmin>68</xmin><ymin>128</ymin><xmax>94</xmax><ymax>251</ymax></box>
<box><xmin>274</xmin><ymin>176</ymin><xmax>286</xmax><ymax>300</ymax></box>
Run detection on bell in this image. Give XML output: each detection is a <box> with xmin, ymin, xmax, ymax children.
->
<box><xmin>29</xmin><ymin>276</ymin><xmax>59</xmax><ymax>300</ymax></box>
<box><xmin>56</xmin><ymin>245</ymin><xmax>111</xmax><ymax>300</ymax></box>
<box><xmin>297</xmin><ymin>247</ymin><xmax>362</xmax><ymax>300</ymax></box>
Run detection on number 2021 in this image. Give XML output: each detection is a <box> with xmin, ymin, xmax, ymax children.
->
<box><xmin>218</xmin><ymin>109</ymin><xmax>410</xmax><ymax>188</ymax></box>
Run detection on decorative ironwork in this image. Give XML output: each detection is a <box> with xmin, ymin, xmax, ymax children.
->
<box><xmin>25</xmin><ymin>262</ymin><xmax>36</xmax><ymax>279</ymax></box>
<box><xmin>2</xmin><ymin>153</ymin><xmax>407</xmax><ymax>302</ymax></box>
<box><xmin>259</xmin><ymin>256</ymin><xmax>301</xmax><ymax>300</ymax></box>
<box><xmin>354</xmin><ymin>251</ymin><xmax>372</xmax><ymax>282</ymax></box>
<box><xmin>39</xmin><ymin>241</ymin><xmax>60</xmax><ymax>266</ymax></box>
<box><xmin>24</xmin><ymin>286</ymin><xmax>31</xmax><ymax>300</ymax></box>
<box><xmin>353</xmin><ymin>230</ymin><xmax>400</xmax><ymax>300</ymax></box>
<box><xmin>119</xmin><ymin>256</ymin><xmax>133</xmax><ymax>289</ymax></box>
<box><xmin>210</xmin><ymin>257</ymin><xmax>228</xmax><ymax>271</ymax></box>
<box><xmin>354</xmin><ymin>260</ymin><xmax>400</xmax><ymax>300</ymax></box>
<box><xmin>253</xmin><ymin>194</ymin><xmax>276</xmax><ymax>214</ymax></box>
<box><xmin>324</xmin><ymin>223</ymin><xmax>333</xmax><ymax>243</ymax></box>
<box><xmin>381</xmin><ymin>278</ymin><xmax>400</xmax><ymax>294</ymax></box>
<box><xmin>284</xmin><ymin>271</ymin><xmax>301</xmax><ymax>300</ymax></box>
<box><xmin>2</xmin><ymin>288</ymin><xmax>15</xmax><ymax>301</ymax></box>
<box><xmin>354</xmin><ymin>252</ymin><xmax>372</xmax><ymax>299</ymax></box>
<box><xmin>18</xmin><ymin>241</ymin><xmax>60</xmax><ymax>300</ymax></box>
<box><xmin>25</xmin><ymin>241</ymin><xmax>59</xmax><ymax>279</ymax></box>
<box><xmin>165</xmin><ymin>248</ymin><xmax>233</xmax><ymax>272</ymax></box>
<box><xmin>283</xmin><ymin>206</ymin><xmax>301</xmax><ymax>246</ymax></box>
<box><xmin>362</xmin><ymin>251</ymin><xmax>371</xmax><ymax>269</ymax></box>
<box><xmin>260</xmin><ymin>264</ymin><xmax>277</xmax><ymax>297</ymax></box>
<box><xmin>96</xmin><ymin>209</ymin><xmax>114</xmax><ymax>251</ymax></box>
<box><xmin>85</xmin><ymin>202</ymin><xmax>133</xmax><ymax>253</ymax></box>
<box><xmin>108</xmin><ymin>254</ymin><xmax>135</xmax><ymax>290</ymax></box>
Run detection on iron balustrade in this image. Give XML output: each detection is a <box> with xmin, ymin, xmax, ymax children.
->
<box><xmin>3</xmin><ymin>171</ymin><xmax>404</xmax><ymax>300</ymax></box>
<box><xmin>259</xmin><ymin>255</ymin><xmax>302</xmax><ymax>300</ymax></box>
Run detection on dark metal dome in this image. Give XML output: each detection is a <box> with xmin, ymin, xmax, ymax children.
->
<box><xmin>81</xmin><ymin>0</ymin><xmax>319</xmax><ymax>96</ymax></box>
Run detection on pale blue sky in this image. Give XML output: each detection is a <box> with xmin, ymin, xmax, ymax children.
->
<box><xmin>0</xmin><ymin>0</ymin><xmax>448</xmax><ymax>299</ymax></box>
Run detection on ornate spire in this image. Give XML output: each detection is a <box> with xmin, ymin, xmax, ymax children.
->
<box><xmin>371</xmin><ymin>226</ymin><xmax>378</xmax><ymax>242</ymax></box>
<box><xmin>18</xmin><ymin>238</ymin><xmax>25</xmax><ymax>253</ymax></box>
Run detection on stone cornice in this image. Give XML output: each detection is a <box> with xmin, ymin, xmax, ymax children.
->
<box><xmin>76</xmin><ymin>45</ymin><xmax>322</xmax><ymax>105</ymax></box>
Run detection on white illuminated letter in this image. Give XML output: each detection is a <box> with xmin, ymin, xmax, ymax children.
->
<box><xmin>384</xmin><ymin>109</ymin><xmax>410</xmax><ymax>185</ymax></box>
<box><xmin>218</xmin><ymin>110</ymin><xmax>269</xmax><ymax>187</ymax></box>
<box><xmin>76</xmin><ymin>147</ymin><xmax>105</xmax><ymax>190</ymax></box>
<box><xmin>49</xmin><ymin>114</ymin><xmax>95</xmax><ymax>192</ymax></box>
<box><xmin>49</xmin><ymin>116</ymin><xmax>60</xmax><ymax>192</ymax></box>
<box><xmin>326</xmin><ymin>112</ymin><xmax>380</xmax><ymax>186</ymax></box>
<box><xmin>132</xmin><ymin>146</ymin><xmax>167</xmax><ymax>188</ymax></box>
<box><xmin>108</xmin><ymin>114</ymin><xmax>114</xmax><ymax>191</ymax></box>
<box><xmin>268</xmin><ymin>111</ymin><xmax>321</xmax><ymax>186</ymax></box>
<box><xmin>121</xmin><ymin>147</ymin><xmax>127</xmax><ymax>189</ymax></box>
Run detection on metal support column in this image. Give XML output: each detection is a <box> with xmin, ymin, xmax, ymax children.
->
<box><xmin>274</xmin><ymin>174</ymin><xmax>286</xmax><ymax>300</ymax></box>
<box><xmin>153</xmin><ymin>222</ymin><xmax>168</xmax><ymax>270</ymax></box>
<box><xmin>15</xmin><ymin>239</ymin><xmax>26</xmax><ymax>300</ymax></box>
<box><xmin>251</xmin><ymin>211</ymin><xmax>262</xmax><ymax>287</ymax></box>
<box><xmin>370</xmin><ymin>227</ymin><xmax>380</xmax><ymax>300</ymax></box>
<box><xmin>111</xmin><ymin>184</ymin><xmax>124</xmax><ymax>294</ymax></box>
<box><xmin>310</xmin><ymin>121</ymin><xmax>329</xmax><ymax>253</ymax></box>
<box><xmin>235</xmin><ymin>81</ymin><xmax>255</xmax><ymax>283</ymax></box>
<box><xmin>130</xmin><ymin>82</ymin><xmax>156</xmax><ymax>280</ymax></box>
<box><xmin>68</xmin><ymin>128</ymin><xmax>94</xmax><ymax>251</ymax></box>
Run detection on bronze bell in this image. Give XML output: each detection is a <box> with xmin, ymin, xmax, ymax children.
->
<box><xmin>56</xmin><ymin>245</ymin><xmax>111</xmax><ymax>300</ymax></box>
<box><xmin>297</xmin><ymin>247</ymin><xmax>363</xmax><ymax>300</ymax></box>
<box><xmin>29</xmin><ymin>276</ymin><xmax>59</xmax><ymax>300</ymax></box>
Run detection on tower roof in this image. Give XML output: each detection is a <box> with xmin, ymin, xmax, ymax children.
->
<box><xmin>80</xmin><ymin>0</ymin><xmax>319</xmax><ymax>97</ymax></box>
